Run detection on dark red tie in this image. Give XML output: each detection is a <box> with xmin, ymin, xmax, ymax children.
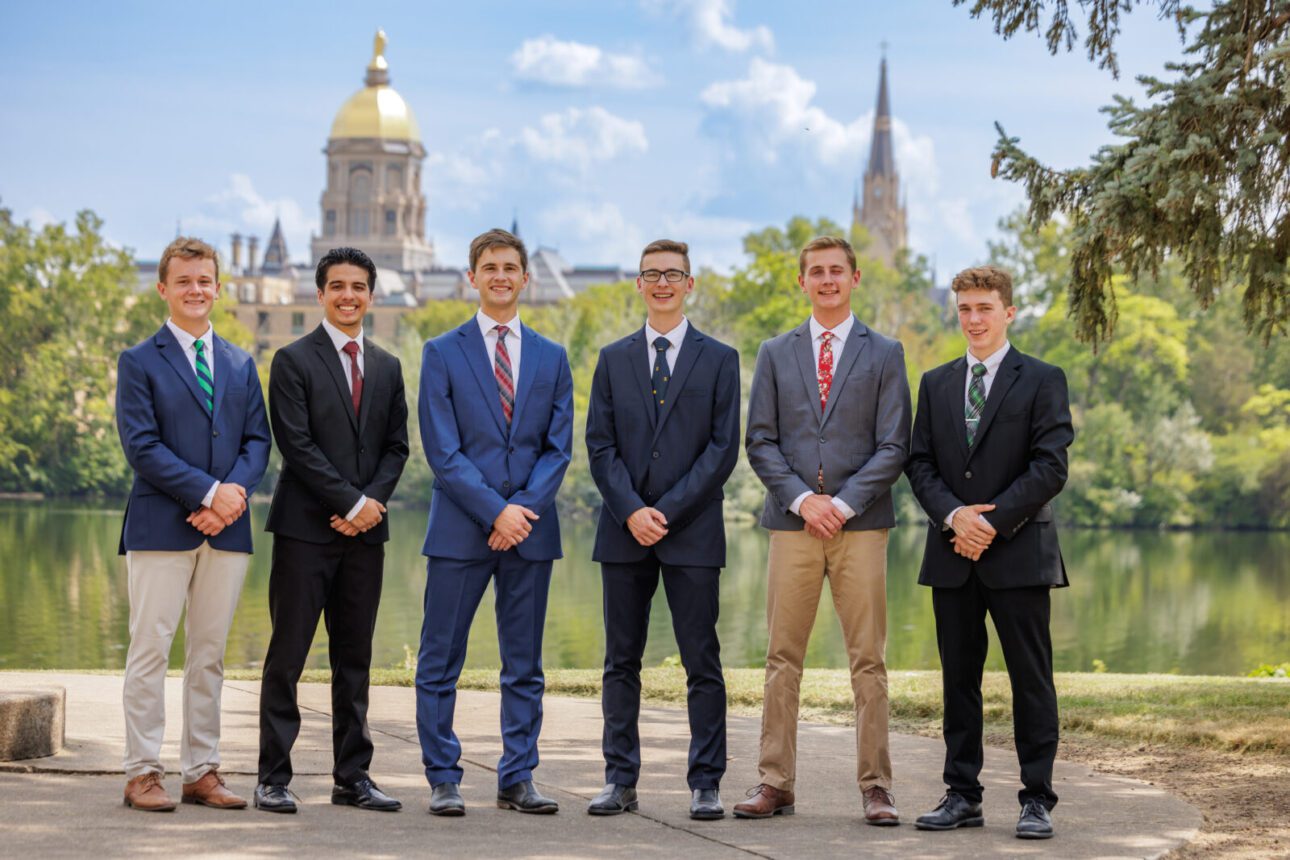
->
<box><xmin>494</xmin><ymin>325</ymin><xmax>514</xmax><ymax>425</ymax></box>
<box><xmin>342</xmin><ymin>341</ymin><xmax>363</xmax><ymax>415</ymax></box>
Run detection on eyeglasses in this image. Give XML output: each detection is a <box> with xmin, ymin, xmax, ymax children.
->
<box><xmin>639</xmin><ymin>269</ymin><xmax>690</xmax><ymax>283</ymax></box>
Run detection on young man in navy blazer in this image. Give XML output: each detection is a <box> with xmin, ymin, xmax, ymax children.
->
<box><xmin>584</xmin><ymin>239</ymin><xmax>739</xmax><ymax>820</ymax></box>
<box><xmin>115</xmin><ymin>237</ymin><xmax>271</xmax><ymax>811</ymax></box>
<box><xmin>416</xmin><ymin>229</ymin><xmax>574</xmax><ymax>816</ymax></box>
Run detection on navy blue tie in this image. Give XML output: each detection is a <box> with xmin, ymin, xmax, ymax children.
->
<box><xmin>651</xmin><ymin>336</ymin><xmax>670</xmax><ymax>417</ymax></box>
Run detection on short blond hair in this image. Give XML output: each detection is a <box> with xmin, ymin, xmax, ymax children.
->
<box><xmin>951</xmin><ymin>265</ymin><xmax>1014</xmax><ymax>306</ymax></box>
<box><xmin>798</xmin><ymin>236</ymin><xmax>856</xmax><ymax>275</ymax></box>
<box><xmin>640</xmin><ymin>239</ymin><xmax>690</xmax><ymax>272</ymax></box>
<box><xmin>159</xmin><ymin>237</ymin><xmax>219</xmax><ymax>283</ymax></box>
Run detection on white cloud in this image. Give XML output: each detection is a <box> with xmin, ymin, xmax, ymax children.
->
<box><xmin>520</xmin><ymin>107</ymin><xmax>648</xmax><ymax>164</ymax></box>
<box><xmin>186</xmin><ymin>173</ymin><xmax>316</xmax><ymax>262</ymax></box>
<box><xmin>510</xmin><ymin>35</ymin><xmax>660</xmax><ymax>89</ymax></box>
<box><xmin>539</xmin><ymin>200</ymin><xmax>645</xmax><ymax>266</ymax></box>
<box><xmin>647</xmin><ymin>0</ymin><xmax>774</xmax><ymax>53</ymax></box>
<box><xmin>24</xmin><ymin>207</ymin><xmax>57</xmax><ymax>229</ymax></box>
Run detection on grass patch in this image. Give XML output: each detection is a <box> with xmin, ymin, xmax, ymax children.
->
<box><xmin>218</xmin><ymin>666</ymin><xmax>1290</xmax><ymax>755</ymax></box>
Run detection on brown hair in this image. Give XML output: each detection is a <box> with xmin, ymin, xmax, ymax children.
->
<box><xmin>159</xmin><ymin>237</ymin><xmax>219</xmax><ymax>283</ymax></box>
<box><xmin>469</xmin><ymin>228</ymin><xmax>528</xmax><ymax>273</ymax></box>
<box><xmin>640</xmin><ymin>239</ymin><xmax>690</xmax><ymax>272</ymax></box>
<box><xmin>798</xmin><ymin>236</ymin><xmax>856</xmax><ymax>275</ymax></box>
<box><xmin>951</xmin><ymin>265</ymin><xmax>1014</xmax><ymax>306</ymax></box>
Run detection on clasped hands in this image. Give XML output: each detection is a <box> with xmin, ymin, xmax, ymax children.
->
<box><xmin>186</xmin><ymin>482</ymin><xmax>248</xmax><ymax>536</ymax></box>
<box><xmin>627</xmin><ymin>507</ymin><xmax>668</xmax><ymax>547</ymax></box>
<box><xmin>951</xmin><ymin>503</ymin><xmax>997</xmax><ymax>561</ymax></box>
<box><xmin>488</xmin><ymin>503</ymin><xmax>540</xmax><ymax>551</ymax></box>
<box><xmin>800</xmin><ymin>494</ymin><xmax>847</xmax><ymax>540</ymax></box>
<box><xmin>329</xmin><ymin>497</ymin><xmax>387</xmax><ymax>537</ymax></box>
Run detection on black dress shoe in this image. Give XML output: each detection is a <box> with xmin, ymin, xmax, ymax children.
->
<box><xmin>332</xmin><ymin>777</ymin><xmax>402</xmax><ymax>812</ymax></box>
<box><xmin>428</xmin><ymin>782</ymin><xmax>465</xmax><ymax>816</ymax></box>
<box><xmin>690</xmin><ymin>788</ymin><xmax>724</xmax><ymax>820</ymax></box>
<box><xmin>497</xmin><ymin>779</ymin><xmax>559</xmax><ymax>814</ymax></box>
<box><xmin>1016</xmin><ymin>799</ymin><xmax>1054</xmax><ymax>839</ymax></box>
<box><xmin>914</xmin><ymin>792</ymin><xmax>984</xmax><ymax>831</ymax></box>
<box><xmin>588</xmin><ymin>783</ymin><xmax>638</xmax><ymax>815</ymax></box>
<box><xmin>253</xmin><ymin>783</ymin><xmax>298</xmax><ymax>814</ymax></box>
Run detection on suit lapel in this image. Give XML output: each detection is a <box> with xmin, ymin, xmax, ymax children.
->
<box><xmin>154</xmin><ymin>325</ymin><xmax>210</xmax><ymax>417</ymax></box>
<box><xmin>943</xmin><ymin>356</ymin><xmax>971</xmax><ymax>461</ymax></box>
<box><xmin>627</xmin><ymin>328</ymin><xmax>657</xmax><ymax>432</ymax></box>
<box><xmin>820</xmin><ymin>318</ymin><xmax>869</xmax><ymax>428</ymax></box>
<box><xmin>791</xmin><ymin>321</ymin><xmax>822</xmax><ymax>428</ymax></box>
<box><xmin>967</xmin><ymin>347</ymin><xmax>1023</xmax><ymax>461</ymax></box>
<box><xmin>651</xmin><ymin>325</ymin><xmax>704</xmax><ymax>443</ymax></box>
<box><xmin>311</xmin><ymin>325</ymin><xmax>358</xmax><ymax>433</ymax></box>
<box><xmin>507</xmin><ymin>326</ymin><xmax>542</xmax><ymax>435</ymax></box>
<box><xmin>358</xmin><ymin>337</ymin><xmax>379</xmax><ymax>437</ymax></box>
<box><xmin>457</xmin><ymin>321</ymin><xmax>508</xmax><ymax>438</ymax></box>
<box><xmin>211</xmin><ymin>334</ymin><xmax>232</xmax><ymax>421</ymax></box>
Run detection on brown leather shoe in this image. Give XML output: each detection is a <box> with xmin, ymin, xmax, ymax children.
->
<box><xmin>863</xmin><ymin>785</ymin><xmax>900</xmax><ymax>826</ymax></box>
<box><xmin>124</xmin><ymin>772</ymin><xmax>177</xmax><ymax>812</ymax></box>
<box><xmin>732</xmin><ymin>784</ymin><xmax>795</xmax><ymax>819</ymax></box>
<box><xmin>182</xmin><ymin>768</ymin><xmax>248</xmax><ymax>809</ymax></box>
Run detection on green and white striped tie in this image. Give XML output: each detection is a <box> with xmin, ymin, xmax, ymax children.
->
<box><xmin>965</xmin><ymin>362</ymin><xmax>987</xmax><ymax>445</ymax></box>
<box><xmin>193</xmin><ymin>338</ymin><xmax>214</xmax><ymax>415</ymax></box>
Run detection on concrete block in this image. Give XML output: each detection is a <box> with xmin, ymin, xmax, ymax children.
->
<box><xmin>0</xmin><ymin>686</ymin><xmax>66</xmax><ymax>761</ymax></box>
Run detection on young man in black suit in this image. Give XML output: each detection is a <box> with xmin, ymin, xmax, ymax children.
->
<box><xmin>584</xmin><ymin>239</ymin><xmax>740</xmax><ymax>820</ymax></box>
<box><xmin>255</xmin><ymin>247</ymin><xmax>410</xmax><ymax>814</ymax></box>
<box><xmin>905</xmin><ymin>265</ymin><xmax>1074</xmax><ymax>840</ymax></box>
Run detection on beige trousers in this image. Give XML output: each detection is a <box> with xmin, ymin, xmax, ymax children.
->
<box><xmin>758</xmin><ymin>528</ymin><xmax>891</xmax><ymax>792</ymax></box>
<box><xmin>123</xmin><ymin>543</ymin><xmax>248</xmax><ymax>782</ymax></box>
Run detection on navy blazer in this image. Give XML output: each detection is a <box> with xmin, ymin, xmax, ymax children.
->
<box><xmin>586</xmin><ymin>325</ymin><xmax>740</xmax><ymax>567</ymax></box>
<box><xmin>906</xmin><ymin>347</ymin><xmax>1074</xmax><ymax>589</ymax></box>
<box><xmin>115</xmin><ymin>325</ymin><xmax>271</xmax><ymax>554</ymax></box>
<box><xmin>418</xmin><ymin>318</ymin><xmax>573</xmax><ymax>561</ymax></box>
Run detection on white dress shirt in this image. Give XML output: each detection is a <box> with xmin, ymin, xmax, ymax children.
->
<box><xmin>321</xmin><ymin>318</ymin><xmax>368</xmax><ymax>521</ymax></box>
<box><xmin>644</xmin><ymin>316</ymin><xmax>688</xmax><ymax>376</ymax></box>
<box><xmin>790</xmin><ymin>313</ymin><xmax>858</xmax><ymax>521</ymax></box>
<box><xmin>166</xmin><ymin>319</ymin><xmax>220</xmax><ymax>508</ymax></box>
<box><xmin>477</xmin><ymin>309</ymin><xmax>522</xmax><ymax>388</ymax></box>
<box><xmin>944</xmin><ymin>341</ymin><xmax>1011</xmax><ymax>529</ymax></box>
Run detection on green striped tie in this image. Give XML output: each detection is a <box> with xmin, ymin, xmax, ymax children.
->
<box><xmin>193</xmin><ymin>339</ymin><xmax>214</xmax><ymax>415</ymax></box>
<box><xmin>965</xmin><ymin>362</ymin><xmax>987</xmax><ymax>445</ymax></box>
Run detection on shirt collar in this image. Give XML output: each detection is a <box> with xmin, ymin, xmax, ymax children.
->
<box><xmin>477</xmin><ymin>309</ymin><xmax>522</xmax><ymax>339</ymax></box>
<box><xmin>644</xmin><ymin>316</ymin><xmax>688</xmax><ymax>350</ymax></box>
<box><xmin>321</xmin><ymin>317</ymin><xmax>363</xmax><ymax>352</ymax></box>
<box><xmin>165</xmin><ymin>318</ymin><xmax>212</xmax><ymax>352</ymax></box>
<box><xmin>809</xmin><ymin>313</ymin><xmax>854</xmax><ymax>343</ymax></box>
<box><xmin>966</xmin><ymin>341</ymin><xmax>1011</xmax><ymax>373</ymax></box>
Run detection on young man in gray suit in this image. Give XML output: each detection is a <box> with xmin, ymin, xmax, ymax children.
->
<box><xmin>737</xmin><ymin>236</ymin><xmax>911</xmax><ymax>825</ymax></box>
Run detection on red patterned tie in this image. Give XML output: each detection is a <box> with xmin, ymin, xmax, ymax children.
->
<box><xmin>342</xmin><ymin>341</ymin><xmax>362</xmax><ymax>415</ymax></box>
<box><xmin>817</xmin><ymin>331</ymin><xmax>835</xmax><ymax>412</ymax></box>
<box><xmin>494</xmin><ymin>325</ymin><xmax>514</xmax><ymax>425</ymax></box>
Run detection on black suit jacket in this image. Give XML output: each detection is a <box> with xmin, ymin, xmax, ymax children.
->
<box><xmin>586</xmin><ymin>324</ymin><xmax>740</xmax><ymax>567</ymax></box>
<box><xmin>906</xmin><ymin>346</ymin><xmax>1073</xmax><ymax>589</ymax></box>
<box><xmin>266</xmin><ymin>325</ymin><xmax>410</xmax><ymax>545</ymax></box>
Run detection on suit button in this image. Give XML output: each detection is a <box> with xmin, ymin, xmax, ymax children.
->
<box><xmin>503</xmin><ymin>481</ymin><xmax>510</xmax><ymax>488</ymax></box>
<box><xmin>360</xmin><ymin>447</ymin><xmax>366</xmax><ymax>454</ymax></box>
<box><xmin>509</xmin><ymin>446</ymin><xmax>515</xmax><ymax>454</ymax></box>
<box><xmin>819</xmin><ymin>436</ymin><xmax>825</xmax><ymax>444</ymax></box>
<box><xmin>652</xmin><ymin>451</ymin><xmax>660</xmax><ymax>459</ymax></box>
<box><xmin>212</xmin><ymin>430</ymin><xmax>219</xmax><ymax>438</ymax></box>
<box><xmin>965</xmin><ymin>470</ymin><xmax>973</xmax><ymax>479</ymax></box>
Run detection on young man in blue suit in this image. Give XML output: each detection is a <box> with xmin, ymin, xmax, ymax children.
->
<box><xmin>115</xmin><ymin>237</ymin><xmax>271</xmax><ymax>811</ymax></box>
<box><xmin>416</xmin><ymin>228</ymin><xmax>574</xmax><ymax>816</ymax></box>
<box><xmin>584</xmin><ymin>239</ymin><xmax>739</xmax><ymax>820</ymax></box>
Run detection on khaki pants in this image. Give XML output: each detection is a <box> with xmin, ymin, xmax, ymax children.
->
<box><xmin>123</xmin><ymin>543</ymin><xmax>248</xmax><ymax>783</ymax></box>
<box><xmin>758</xmin><ymin>528</ymin><xmax>891</xmax><ymax>792</ymax></box>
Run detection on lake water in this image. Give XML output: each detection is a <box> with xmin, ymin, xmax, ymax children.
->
<box><xmin>1</xmin><ymin>501</ymin><xmax>1286</xmax><ymax>676</ymax></box>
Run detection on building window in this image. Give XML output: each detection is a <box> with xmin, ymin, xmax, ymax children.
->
<box><xmin>257</xmin><ymin>311</ymin><xmax>270</xmax><ymax>334</ymax></box>
<box><xmin>291</xmin><ymin>312</ymin><xmax>305</xmax><ymax>335</ymax></box>
<box><xmin>387</xmin><ymin>164</ymin><xmax>403</xmax><ymax>192</ymax></box>
<box><xmin>351</xmin><ymin>209</ymin><xmax>370</xmax><ymax>236</ymax></box>
<box><xmin>384</xmin><ymin>209</ymin><xmax>397</xmax><ymax>236</ymax></box>
<box><xmin>325</xmin><ymin>210</ymin><xmax>336</xmax><ymax>237</ymax></box>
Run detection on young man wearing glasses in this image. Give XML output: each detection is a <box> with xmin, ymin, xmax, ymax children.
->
<box><xmin>585</xmin><ymin>239</ymin><xmax>741</xmax><ymax>820</ymax></box>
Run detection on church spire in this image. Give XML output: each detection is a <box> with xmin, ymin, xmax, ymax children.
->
<box><xmin>866</xmin><ymin>55</ymin><xmax>895</xmax><ymax>179</ymax></box>
<box><xmin>852</xmin><ymin>51</ymin><xmax>908</xmax><ymax>268</ymax></box>
<box><xmin>261</xmin><ymin>217</ymin><xmax>290</xmax><ymax>273</ymax></box>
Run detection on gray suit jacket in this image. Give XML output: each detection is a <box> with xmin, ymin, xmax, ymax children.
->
<box><xmin>745</xmin><ymin>316</ymin><xmax>911</xmax><ymax>531</ymax></box>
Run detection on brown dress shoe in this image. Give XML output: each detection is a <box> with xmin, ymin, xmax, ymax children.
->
<box><xmin>124</xmin><ymin>772</ymin><xmax>177</xmax><ymax>812</ymax></box>
<box><xmin>183</xmin><ymin>769</ymin><xmax>248</xmax><ymax>809</ymax></box>
<box><xmin>863</xmin><ymin>785</ymin><xmax>900</xmax><ymax>826</ymax></box>
<box><xmin>732</xmin><ymin>784</ymin><xmax>795</xmax><ymax>819</ymax></box>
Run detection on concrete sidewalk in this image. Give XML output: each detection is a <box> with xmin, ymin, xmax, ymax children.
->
<box><xmin>0</xmin><ymin>672</ymin><xmax>1199</xmax><ymax>859</ymax></box>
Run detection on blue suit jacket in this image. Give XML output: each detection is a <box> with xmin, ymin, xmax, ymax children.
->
<box><xmin>418</xmin><ymin>318</ymin><xmax>573</xmax><ymax>561</ymax></box>
<box><xmin>116</xmin><ymin>325</ymin><xmax>271</xmax><ymax>554</ymax></box>
<box><xmin>586</xmin><ymin>325</ymin><xmax>740</xmax><ymax>567</ymax></box>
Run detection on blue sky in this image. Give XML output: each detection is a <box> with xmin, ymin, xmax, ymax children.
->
<box><xmin>0</xmin><ymin>0</ymin><xmax>1188</xmax><ymax>278</ymax></box>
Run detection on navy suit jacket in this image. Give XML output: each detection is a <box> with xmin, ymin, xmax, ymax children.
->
<box><xmin>906</xmin><ymin>347</ymin><xmax>1074</xmax><ymax>589</ymax></box>
<box><xmin>115</xmin><ymin>325</ymin><xmax>271</xmax><ymax>554</ymax></box>
<box><xmin>586</xmin><ymin>325</ymin><xmax>740</xmax><ymax>567</ymax></box>
<box><xmin>418</xmin><ymin>318</ymin><xmax>573</xmax><ymax>561</ymax></box>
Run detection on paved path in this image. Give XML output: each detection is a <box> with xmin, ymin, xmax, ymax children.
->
<box><xmin>0</xmin><ymin>672</ymin><xmax>1199</xmax><ymax>859</ymax></box>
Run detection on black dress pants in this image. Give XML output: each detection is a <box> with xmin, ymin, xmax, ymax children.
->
<box><xmin>258</xmin><ymin>534</ymin><xmax>384</xmax><ymax>786</ymax></box>
<box><xmin>932</xmin><ymin>570</ymin><xmax>1059</xmax><ymax>809</ymax></box>
<box><xmin>600</xmin><ymin>555</ymin><xmax>726</xmax><ymax>790</ymax></box>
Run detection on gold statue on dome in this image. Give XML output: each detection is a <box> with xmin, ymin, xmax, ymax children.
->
<box><xmin>369</xmin><ymin>29</ymin><xmax>388</xmax><ymax>71</ymax></box>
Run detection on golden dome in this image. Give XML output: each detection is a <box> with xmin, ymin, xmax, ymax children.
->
<box><xmin>329</xmin><ymin>30</ymin><xmax>422</xmax><ymax>143</ymax></box>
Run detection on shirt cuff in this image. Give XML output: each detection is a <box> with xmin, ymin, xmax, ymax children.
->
<box><xmin>202</xmin><ymin>481</ymin><xmax>219</xmax><ymax>509</ymax></box>
<box><xmin>789</xmin><ymin>491</ymin><xmax>812</xmax><ymax>516</ymax></box>
<box><xmin>831</xmin><ymin>497</ymin><xmax>856</xmax><ymax>520</ymax></box>
<box><xmin>345</xmin><ymin>495</ymin><xmax>368</xmax><ymax>522</ymax></box>
<box><xmin>943</xmin><ymin>505</ymin><xmax>963</xmax><ymax>530</ymax></box>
